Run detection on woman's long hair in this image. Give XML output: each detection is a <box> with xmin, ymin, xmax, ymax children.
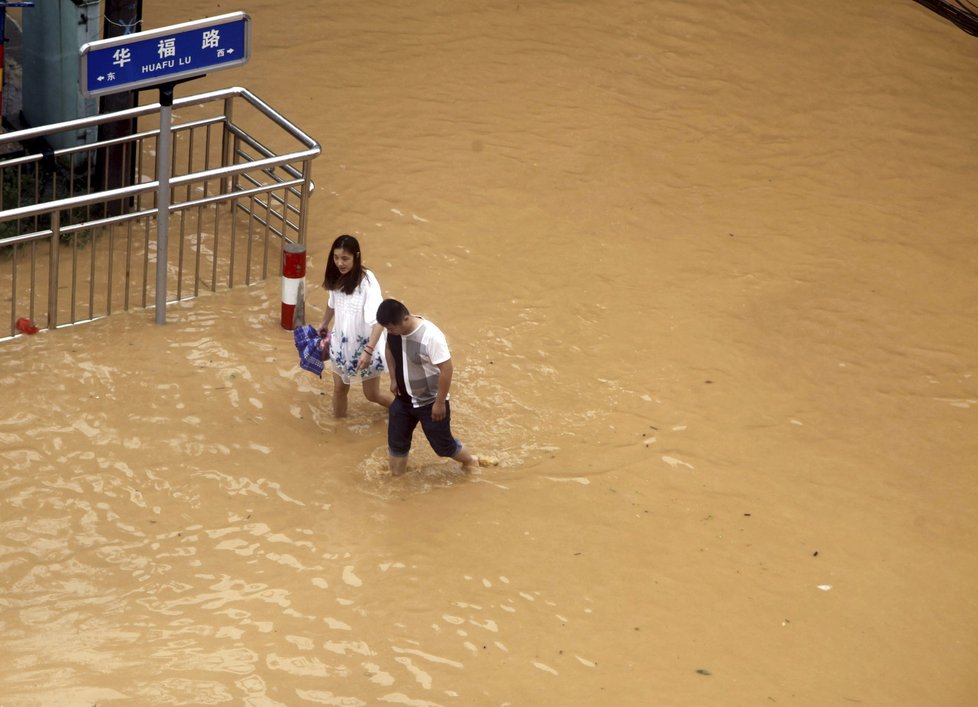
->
<box><xmin>322</xmin><ymin>234</ymin><xmax>364</xmax><ymax>295</ymax></box>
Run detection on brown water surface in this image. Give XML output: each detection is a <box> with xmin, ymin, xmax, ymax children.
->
<box><xmin>2</xmin><ymin>1</ymin><xmax>978</xmax><ymax>705</ymax></box>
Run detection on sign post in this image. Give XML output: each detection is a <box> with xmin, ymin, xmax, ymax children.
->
<box><xmin>155</xmin><ymin>82</ymin><xmax>173</xmax><ymax>324</ymax></box>
<box><xmin>80</xmin><ymin>12</ymin><xmax>251</xmax><ymax>323</ymax></box>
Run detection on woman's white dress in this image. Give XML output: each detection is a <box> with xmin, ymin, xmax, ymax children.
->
<box><xmin>327</xmin><ymin>269</ymin><xmax>387</xmax><ymax>384</ymax></box>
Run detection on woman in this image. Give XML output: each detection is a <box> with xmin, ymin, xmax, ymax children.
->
<box><xmin>318</xmin><ymin>235</ymin><xmax>393</xmax><ymax>417</ymax></box>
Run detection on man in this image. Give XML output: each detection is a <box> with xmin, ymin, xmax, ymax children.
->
<box><xmin>376</xmin><ymin>298</ymin><xmax>491</xmax><ymax>476</ymax></box>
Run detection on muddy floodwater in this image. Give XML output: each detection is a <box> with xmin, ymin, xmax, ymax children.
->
<box><xmin>3</xmin><ymin>1</ymin><xmax>978</xmax><ymax>705</ymax></box>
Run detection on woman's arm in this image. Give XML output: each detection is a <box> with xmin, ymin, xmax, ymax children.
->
<box><xmin>386</xmin><ymin>342</ymin><xmax>398</xmax><ymax>396</ymax></box>
<box><xmin>357</xmin><ymin>271</ymin><xmax>385</xmax><ymax>371</ymax></box>
<box><xmin>319</xmin><ymin>305</ymin><xmax>334</xmax><ymax>336</ymax></box>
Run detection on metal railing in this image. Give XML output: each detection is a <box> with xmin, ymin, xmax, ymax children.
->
<box><xmin>0</xmin><ymin>86</ymin><xmax>320</xmax><ymax>341</ymax></box>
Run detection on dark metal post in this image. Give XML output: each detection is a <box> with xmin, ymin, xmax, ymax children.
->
<box><xmin>96</xmin><ymin>0</ymin><xmax>142</xmax><ymax>214</ymax></box>
<box><xmin>154</xmin><ymin>82</ymin><xmax>174</xmax><ymax>324</ymax></box>
<box><xmin>0</xmin><ymin>2</ymin><xmax>35</xmax><ymax>126</ymax></box>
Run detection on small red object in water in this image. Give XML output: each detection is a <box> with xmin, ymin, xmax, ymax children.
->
<box><xmin>15</xmin><ymin>318</ymin><xmax>39</xmax><ymax>335</ymax></box>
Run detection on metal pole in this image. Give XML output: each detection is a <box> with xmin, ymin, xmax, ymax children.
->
<box><xmin>220</xmin><ymin>95</ymin><xmax>234</xmax><ymax>196</ymax></box>
<box><xmin>297</xmin><ymin>159</ymin><xmax>313</xmax><ymax>246</ymax></box>
<box><xmin>48</xmin><ymin>209</ymin><xmax>60</xmax><ymax>329</ymax></box>
<box><xmin>155</xmin><ymin>83</ymin><xmax>174</xmax><ymax>324</ymax></box>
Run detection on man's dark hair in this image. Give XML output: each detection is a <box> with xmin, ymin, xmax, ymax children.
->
<box><xmin>377</xmin><ymin>298</ymin><xmax>410</xmax><ymax>326</ymax></box>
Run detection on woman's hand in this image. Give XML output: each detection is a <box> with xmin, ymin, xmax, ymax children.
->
<box><xmin>356</xmin><ymin>350</ymin><xmax>372</xmax><ymax>372</ymax></box>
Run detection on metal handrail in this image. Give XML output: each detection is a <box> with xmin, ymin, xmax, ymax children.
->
<box><xmin>2</xmin><ymin>176</ymin><xmax>307</xmax><ymax>246</ymax></box>
<box><xmin>0</xmin><ymin>86</ymin><xmax>319</xmax><ymax>150</ymax></box>
<box><xmin>0</xmin><ymin>86</ymin><xmax>321</xmax><ymax>340</ymax></box>
<box><xmin>0</xmin><ymin>149</ymin><xmax>317</xmax><ymax>223</ymax></box>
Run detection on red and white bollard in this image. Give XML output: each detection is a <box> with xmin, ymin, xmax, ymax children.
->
<box><xmin>281</xmin><ymin>242</ymin><xmax>306</xmax><ymax>329</ymax></box>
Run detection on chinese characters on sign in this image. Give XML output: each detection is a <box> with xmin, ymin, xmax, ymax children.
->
<box><xmin>80</xmin><ymin>12</ymin><xmax>250</xmax><ymax>97</ymax></box>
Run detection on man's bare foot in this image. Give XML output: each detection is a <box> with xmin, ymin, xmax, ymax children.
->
<box><xmin>464</xmin><ymin>455</ymin><xmax>498</xmax><ymax>470</ymax></box>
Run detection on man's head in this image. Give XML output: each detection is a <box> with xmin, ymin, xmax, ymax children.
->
<box><xmin>377</xmin><ymin>299</ymin><xmax>412</xmax><ymax>335</ymax></box>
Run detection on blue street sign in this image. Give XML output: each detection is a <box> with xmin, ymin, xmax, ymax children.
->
<box><xmin>80</xmin><ymin>11</ymin><xmax>251</xmax><ymax>97</ymax></box>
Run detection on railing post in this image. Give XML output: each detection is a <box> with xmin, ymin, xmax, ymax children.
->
<box><xmin>48</xmin><ymin>209</ymin><xmax>60</xmax><ymax>329</ymax></box>
<box><xmin>220</xmin><ymin>94</ymin><xmax>234</xmax><ymax>197</ymax></box>
<box><xmin>297</xmin><ymin>159</ymin><xmax>313</xmax><ymax>246</ymax></box>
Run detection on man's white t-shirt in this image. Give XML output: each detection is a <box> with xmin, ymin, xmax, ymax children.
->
<box><xmin>395</xmin><ymin>318</ymin><xmax>451</xmax><ymax>407</ymax></box>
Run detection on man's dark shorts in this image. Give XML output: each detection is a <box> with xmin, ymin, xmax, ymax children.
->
<box><xmin>388</xmin><ymin>397</ymin><xmax>461</xmax><ymax>458</ymax></box>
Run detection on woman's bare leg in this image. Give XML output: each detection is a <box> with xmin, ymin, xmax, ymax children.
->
<box><xmin>362</xmin><ymin>376</ymin><xmax>393</xmax><ymax>409</ymax></box>
<box><xmin>332</xmin><ymin>373</ymin><xmax>350</xmax><ymax>418</ymax></box>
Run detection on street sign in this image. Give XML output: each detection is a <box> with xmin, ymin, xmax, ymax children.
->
<box><xmin>79</xmin><ymin>11</ymin><xmax>250</xmax><ymax>97</ymax></box>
